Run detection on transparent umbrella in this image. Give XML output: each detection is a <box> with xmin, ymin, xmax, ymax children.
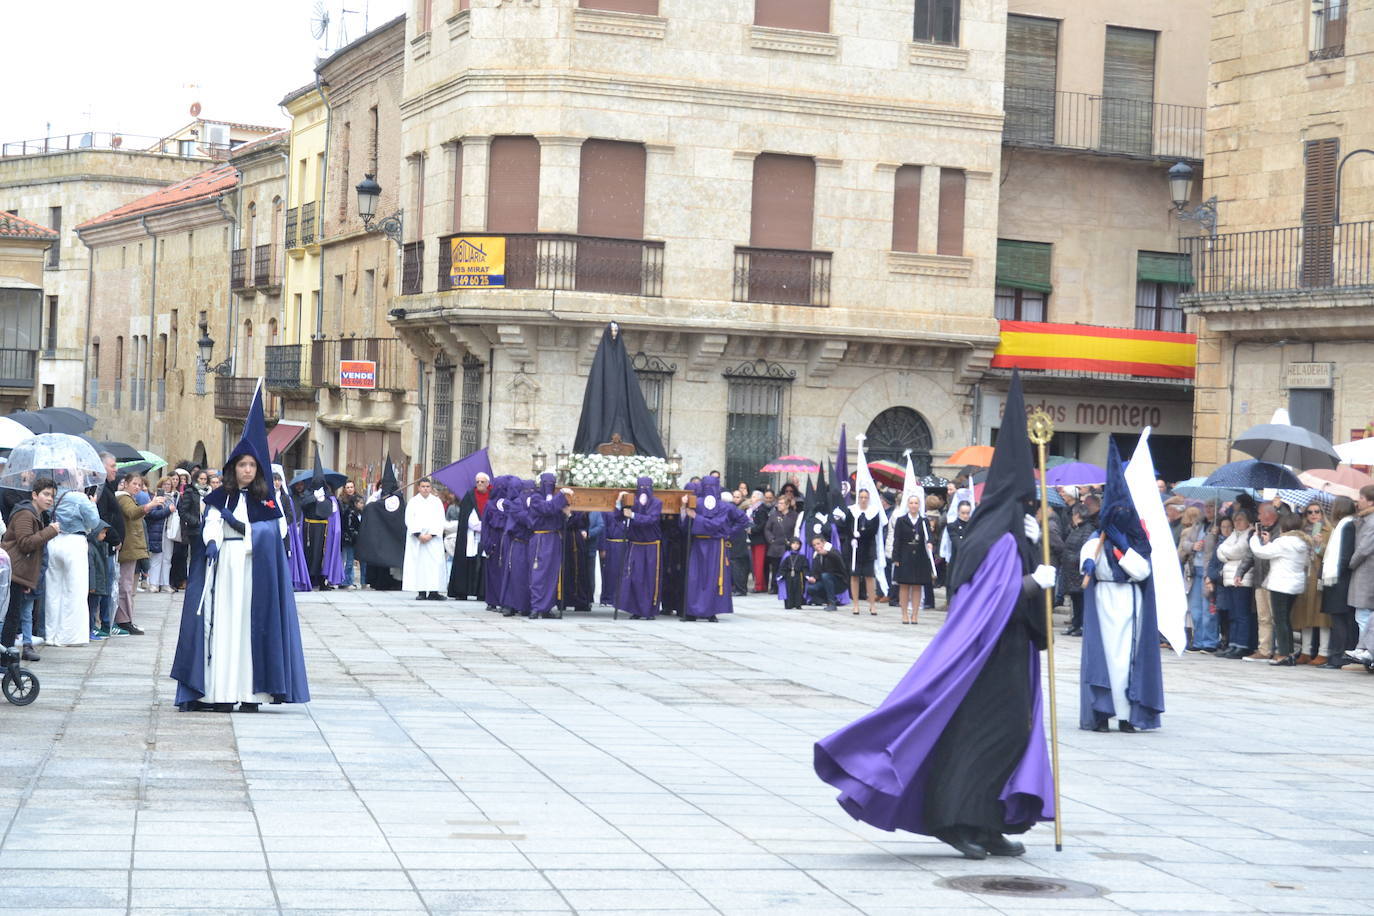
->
<box><xmin>0</xmin><ymin>433</ymin><xmax>105</xmax><ymax>492</ymax></box>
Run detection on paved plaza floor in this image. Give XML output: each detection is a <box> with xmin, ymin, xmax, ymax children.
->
<box><xmin>1</xmin><ymin>588</ymin><xmax>1372</xmax><ymax>915</ymax></box>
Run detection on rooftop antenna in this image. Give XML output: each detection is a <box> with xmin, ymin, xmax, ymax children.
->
<box><xmin>337</xmin><ymin>2</ymin><xmax>365</xmax><ymax>48</ymax></box>
<box><xmin>310</xmin><ymin>0</ymin><xmax>332</xmax><ymax>51</ymax></box>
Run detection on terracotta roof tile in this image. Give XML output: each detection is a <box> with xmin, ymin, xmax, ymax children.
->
<box><xmin>0</xmin><ymin>211</ymin><xmax>59</xmax><ymax>241</ymax></box>
<box><xmin>229</xmin><ymin>129</ymin><xmax>289</xmax><ymax>158</ymax></box>
<box><xmin>77</xmin><ymin>163</ymin><xmax>238</xmax><ymax>230</ymax></box>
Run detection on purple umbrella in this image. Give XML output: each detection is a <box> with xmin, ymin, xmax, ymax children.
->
<box><xmin>1044</xmin><ymin>461</ymin><xmax>1106</xmax><ymax>487</ymax></box>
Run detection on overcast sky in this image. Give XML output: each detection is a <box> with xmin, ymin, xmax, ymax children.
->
<box><xmin>5</xmin><ymin>0</ymin><xmax>406</xmax><ymax>143</ymax></box>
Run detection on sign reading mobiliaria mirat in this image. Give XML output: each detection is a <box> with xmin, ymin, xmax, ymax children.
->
<box><xmin>449</xmin><ymin>237</ymin><xmax>507</xmax><ymax>288</ymax></box>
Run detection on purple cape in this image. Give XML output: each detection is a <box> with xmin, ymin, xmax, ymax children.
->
<box><xmin>684</xmin><ymin>506</ymin><xmax>746</xmax><ymax>618</ymax></box>
<box><xmin>323</xmin><ymin>498</ymin><xmax>345</xmax><ymax>585</ymax></box>
<box><xmin>527</xmin><ymin>491</ymin><xmax>568</xmax><ymax>613</ymax></box>
<box><xmin>813</xmin><ymin>534</ymin><xmax>1053</xmax><ymax>835</ymax></box>
<box><xmin>281</xmin><ymin>491</ymin><xmax>312</xmax><ymax>592</ymax></box>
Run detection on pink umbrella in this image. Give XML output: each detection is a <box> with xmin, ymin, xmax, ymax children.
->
<box><xmin>760</xmin><ymin>455</ymin><xmax>820</xmax><ymax>474</ymax></box>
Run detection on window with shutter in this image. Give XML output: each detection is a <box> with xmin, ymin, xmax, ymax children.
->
<box><xmin>486</xmin><ymin>136</ymin><xmax>541</xmax><ymax>233</ymax></box>
<box><xmin>1101</xmin><ymin>26</ymin><xmax>1157</xmax><ymax>156</ymax></box>
<box><xmin>1004</xmin><ymin>15</ymin><xmax>1059</xmax><ymax>145</ymax></box>
<box><xmin>937</xmin><ymin>169</ymin><xmax>965</xmax><ymax>256</ymax></box>
<box><xmin>755</xmin><ymin>0</ymin><xmax>829</xmax><ymax>33</ymax></box>
<box><xmin>578</xmin><ymin>140</ymin><xmax>647</xmax><ymax>239</ymax></box>
<box><xmin>891</xmin><ymin>165</ymin><xmax>921</xmax><ymax>253</ymax></box>
<box><xmin>750</xmin><ymin>154</ymin><xmax>815</xmax><ymax>250</ymax></box>
<box><xmin>914</xmin><ymin>0</ymin><xmax>959</xmax><ymax>45</ymax></box>
<box><xmin>580</xmin><ymin>0</ymin><xmax>658</xmax><ymax>12</ymax></box>
<box><xmin>996</xmin><ymin>239</ymin><xmax>1052</xmax><ymax>292</ymax></box>
<box><xmin>1302</xmin><ymin>138</ymin><xmax>1339</xmax><ymax>287</ymax></box>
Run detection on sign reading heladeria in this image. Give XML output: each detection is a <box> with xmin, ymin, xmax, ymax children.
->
<box><xmin>340</xmin><ymin>360</ymin><xmax>377</xmax><ymax>390</ymax></box>
<box><xmin>1285</xmin><ymin>362</ymin><xmax>1334</xmax><ymax>389</ymax></box>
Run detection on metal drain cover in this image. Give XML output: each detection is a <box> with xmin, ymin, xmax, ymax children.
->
<box><xmin>937</xmin><ymin>875</ymin><xmax>1103</xmax><ymax>899</ymax></box>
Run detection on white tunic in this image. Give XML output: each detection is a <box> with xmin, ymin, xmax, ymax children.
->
<box><xmin>402</xmin><ymin>493</ymin><xmax>447</xmax><ymax>592</ymax></box>
<box><xmin>1080</xmin><ymin>540</ymin><xmax>1151</xmax><ymax>720</ymax></box>
<box><xmin>200</xmin><ymin>497</ymin><xmax>287</xmax><ymax>705</ymax></box>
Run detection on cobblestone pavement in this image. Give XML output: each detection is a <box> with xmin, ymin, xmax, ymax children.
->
<box><xmin>1</xmin><ymin>589</ymin><xmax>1372</xmax><ymax>915</ymax></box>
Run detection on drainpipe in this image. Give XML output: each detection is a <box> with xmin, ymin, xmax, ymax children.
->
<box><xmin>315</xmin><ymin>73</ymin><xmax>331</xmax><ymax>341</ymax></box>
<box><xmin>77</xmin><ymin>228</ymin><xmax>95</xmax><ymax>414</ymax></box>
<box><xmin>139</xmin><ymin>216</ymin><xmax>157</xmax><ymax>451</ymax></box>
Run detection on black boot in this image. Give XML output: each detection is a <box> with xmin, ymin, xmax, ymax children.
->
<box><xmin>1118</xmin><ymin>720</ymin><xmax>1136</xmax><ymax>733</ymax></box>
<box><xmin>936</xmin><ymin>828</ymin><xmax>988</xmax><ymax>860</ymax></box>
<box><xmin>983</xmin><ymin>833</ymin><xmax>1026</xmax><ymax>857</ymax></box>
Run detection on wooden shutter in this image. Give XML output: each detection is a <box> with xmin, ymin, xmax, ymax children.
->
<box><xmin>486</xmin><ymin>136</ymin><xmax>541</xmax><ymax>233</ymax></box>
<box><xmin>579</xmin><ymin>0</ymin><xmax>658</xmax><ymax>12</ymax></box>
<box><xmin>1101</xmin><ymin>26</ymin><xmax>1156</xmax><ymax>155</ymax></box>
<box><xmin>578</xmin><ymin>140</ymin><xmax>647</xmax><ymax>239</ymax></box>
<box><xmin>996</xmin><ymin>239</ymin><xmax>1052</xmax><ymax>292</ymax></box>
<box><xmin>1137</xmin><ymin>251</ymin><xmax>1193</xmax><ymax>286</ymax></box>
<box><xmin>937</xmin><ymin>169</ymin><xmax>965</xmax><ymax>256</ymax></box>
<box><xmin>1302</xmin><ymin>138</ymin><xmax>1338</xmax><ymax>286</ymax></box>
<box><xmin>1005</xmin><ymin>15</ymin><xmax>1058</xmax><ymax>144</ymax></box>
<box><xmin>891</xmin><ymin>165</ymin><xmax>921</xmax><ymax>253</ymax></box>
<box><xmin>750</xmin><ymin>154</ymin><xmax>815</xmax><ymax>250</ymax></box>
<box><xmin>755</xmin><ymin>0</ymin><xmax>829</xmax><ymax>33</ymax></box>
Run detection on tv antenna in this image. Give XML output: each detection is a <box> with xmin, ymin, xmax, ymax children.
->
<box><xmin>310</xmin><ymin>1</ymin><xmax>331</xmax><ymax>46</ymax></box>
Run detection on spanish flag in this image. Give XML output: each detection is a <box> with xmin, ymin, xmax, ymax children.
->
<box><xmin>991</xmin><ymin>321</ymin><xmax>1196</xmax><ymax>380</ymax></box>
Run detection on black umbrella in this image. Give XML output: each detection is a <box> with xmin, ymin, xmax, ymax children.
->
<box><xmin>291</xmin><ymin>468</ymin><xmax>347</xmax><ymax>490</ymax></box>
<box><xmin>7</xmin><ymin>409</ymin><xmax>88</xmax><ymax>436</ymax></box>
<box><xmin>1232</xmin><ymin>423</ymin><xmax>1340</xmax><ymax>471</ymax></box>
<box><xmin>42</xmin><ymin>407</ymin><xmax>96</xmax><ymax>430</ymax></box>
<box><xmin>1204</xmin><ymin>459</ymin><xmax>1302</xmax><ymax>491</ymax></box>
<box><xmin>100</xmin><ymin>440</ymin><xmax>144</xmax><ymax>463</ymax></box>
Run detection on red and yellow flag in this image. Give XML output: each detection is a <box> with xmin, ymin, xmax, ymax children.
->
<box><xmin>991</xmin><ymin>321</ymin><xmax>1196</xmax><ymax>380</ymax></box>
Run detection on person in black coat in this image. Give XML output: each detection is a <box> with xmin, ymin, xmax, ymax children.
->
<box><xmin>1321</xmin><ymin>496</ymin><xmax>1358</xmax><ymax>667</ymax></box>
<box><xmin>1058</xmin><ymin>503</ymin><xmax>1095</xmax><ymax>636</ymax></box>
<box><xmin>777</xmin><ymin>537</ymin><xmax>808</xmax><ymax>609</ymax></box>
<box><xmin>891</xmin><ymin>494</ymin><xmax>934</xmax><ymax>625</ymax></box>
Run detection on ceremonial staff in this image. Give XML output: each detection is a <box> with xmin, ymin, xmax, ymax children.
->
<box><xmin>1027</xmin><ymin>408</ymin><xmax>1064</xmax><ymax>852</ymax></box>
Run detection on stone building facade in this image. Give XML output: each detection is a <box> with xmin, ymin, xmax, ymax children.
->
<box><xmin>390</xmin><ymin>0</ymin><xmax>1008</xmax><ymax>484</ymax></box>
<box><xmin>987</xmin><ymin>0</ymin><xmax>1208</xmax><ymax>480</ymax></box>
<box><xmin>1183</xmin><ymin>0</ymin><xmax>1374</xmax><ymax>470</ymax></box>
<box><xmin>0</xmin><ymin>147</ymin><xmax>209</xmax><ymax>414</ymax></box>
<box><xmin>0</xmin><ymin>212</ymin><xmax>57</xmax><ymax>412</ymax></box>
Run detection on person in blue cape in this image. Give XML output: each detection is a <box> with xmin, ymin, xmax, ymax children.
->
<box><xmin>680</xmin><ymin>475</ymin><xmax>749</xmax><ymax>622</ymax></box>
<box><xmin>479</xmin><ymin>475</ymin><xmax>513</xmax><ymax>611</ymax></box>
<box><xmin>813</xmin><ymin>371</ymin><xmax>1057</xmax><ymax>860</ymax></box>
<box><xmin>616</xmin><ymin>476</ymin><xmax>663</xmax><ymax>620</ymax></box>
<box><xmin>171</xmin><ymin>382</ymin><xmax>310</xmax><ymax>713</ymax></box>
<box><xmin>598</xmin><ymin>508</ymin><xmax>629</xmax><ymax>606</ymax></box>
<box><xmin>1078</xmin><ymin>439</ymin><xmax>1165</xmax><ymax>733</ymax></box>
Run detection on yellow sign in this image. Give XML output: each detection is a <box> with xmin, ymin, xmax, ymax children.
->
<box><xmin>449</xmin><ymin>236</ymin><xmax>506</xmax><ymax>288</ymax></box>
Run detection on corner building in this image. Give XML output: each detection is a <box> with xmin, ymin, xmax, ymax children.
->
<box><xmin>391</xmin><ymin>0</ymin><xmax>1008</xmax><ymax>483</ymax></box>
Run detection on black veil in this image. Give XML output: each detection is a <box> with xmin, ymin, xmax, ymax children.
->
<box><xmin>572</xmin><ymin>322</ymin><xmax>666</xmax><ymax>457</ymax></box>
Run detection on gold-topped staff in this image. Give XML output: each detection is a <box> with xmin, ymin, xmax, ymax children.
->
<box><xmin>1026</xmin><ymin>408</ymin><xmax>1064</xmax><ymax>853</ymax></box>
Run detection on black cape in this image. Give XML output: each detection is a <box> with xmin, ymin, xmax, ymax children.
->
<box><xmin>447</xmin><ymin>489</ymin><xmax>485</xmax><ymax>600</ymax></box>
<box><xmin>356</xmin><ymin>459</ymin><xmax>406</xmax><ymax>591</ymax></box>
<box><xmin>572</xmin><ymin>323</ymin><xmax>666</xmax><ymax>457</ymax></box>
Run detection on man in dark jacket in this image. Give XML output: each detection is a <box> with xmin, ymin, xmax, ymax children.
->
<box><xmin>93</xmin><ymin>453</ymin><xmax>125</xmax><ymax>639</ymax></box>
<box><xmin>807</xmin><ymin>535</ymin><xmax>848</xmax><ymax>612</ymax></box>
<box><xmin>1</xmin><ymin>477</ymin><xmax>60</xmax><ymax>660</ymax></box>
<box><xmin>749</xmin><ymin>490</ymin><xmax>773</xmax><ymax>592</ymax></box>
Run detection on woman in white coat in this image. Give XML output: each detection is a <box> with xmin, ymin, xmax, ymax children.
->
<box><xmin>1249</xmin><ymin>512</ymin><xmax>1312</xmax><ymax>667</ymax></box>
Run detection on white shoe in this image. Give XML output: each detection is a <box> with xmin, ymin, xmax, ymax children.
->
<box><xmin>30</xmin><ymin>637</ymin><xmax>44</xmax><ymax>647</ymax></box>
<box><xmin>1345</xmin><ymin>648</ymin><xmax>1373</xmax><ymax>662</ymax></box>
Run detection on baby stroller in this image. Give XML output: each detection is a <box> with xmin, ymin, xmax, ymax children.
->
<box><xmin>0</xmin><ymin>547</ymin><xmax>38</xmax><ymax>706</ymax></box>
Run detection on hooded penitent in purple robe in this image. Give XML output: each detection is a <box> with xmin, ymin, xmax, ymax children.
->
<box><xmin>501</xmin><ymin>480</ymin><xmax>535</xmax><ymax>616</ymax></box>
<box><xmin>684</xmin><ymin>476</ymin><xmax>749</xmax><ymax>620</ymax></box>
<box><xmin>283</xmin><ymin>488</ymin><xmax>312</xmax><ymax>592</ymax></box>
<box><xmin>616</xmin><ymin>477</ymin><xmax>662</xmax><ymax>619</ymax></box>
<box><xmin>598</xmin><ymin>510</ymin><xmax>628</xmax><ymax>605</ymax></box>
<box><xmin>527</xmin><ymin>473</ymin><xmax>569</xmax><ymax>618</ymax></box>
<box><xmin>481</xmin><ymin>476</ymin><xmax>512</xmax><ymax>610</ymax></box>
<box><xmin>813</xmin><ymin>370</ymin><xmax>1054</xmax><ymax>858</ymax></box>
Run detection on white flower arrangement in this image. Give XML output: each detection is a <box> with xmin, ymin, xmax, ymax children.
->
<box><xmin>564</xmin><ymin>453</ymin><xmax>672</xmax><ymax>489</ymax></box>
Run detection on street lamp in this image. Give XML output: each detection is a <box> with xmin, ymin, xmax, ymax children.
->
<box><xmin>196</xmin><ymin>324</ymin><xmax>232</xmax><ymax>377</ymax></box>
<box><xmin>531</xmin><ymin>448</ymin><xmax>547</xmax><ymax>475</ymax></box>
<box><xmin>667</xmin><ymin>448</ymin><xmax>683</xmax><ymax>487</ymax></box>
<box><xmin>355</xmin><ymin>172</ymin><xmax>404</xmax><ymax>247</ymax></box>
<box><xmin>1168</xmin><ymin>161</ymin><xmax>1218</xmax><ymax>237</ymax></box>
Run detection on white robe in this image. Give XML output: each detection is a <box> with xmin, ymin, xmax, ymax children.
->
<box><xmin>402</xmin><ymin>493</ymin><xmax>447</xmax><ymax>592</ymax></box>
<box><xmin>200</xmin><ymin>498</ymin><xmax>287</xmax><ymax>705</ymax></box>
<box><xmin>1080</xmin><ymin>540</ymin><xmax>1151</xmax><ymax>720</ymax></box>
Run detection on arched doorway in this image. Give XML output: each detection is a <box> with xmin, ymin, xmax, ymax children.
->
<box><xmin>864</xmin><ymin>407</ymin><xmax>933</xmax><ymax>475</ymax></box>
<box><xmin>192</xmin><ymin>440</ymin><xmax>208</xmax><ymax>469</ymax></box>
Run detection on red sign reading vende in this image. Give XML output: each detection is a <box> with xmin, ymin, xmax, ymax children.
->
<box><xmin>339</xmin><ymin>360</ymin><xmax>377</xmax><ymax>389</ymax></box>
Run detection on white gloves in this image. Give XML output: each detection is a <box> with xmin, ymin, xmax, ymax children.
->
<box><xmin>1031</xmin><ymin>564</ymin><xmax>1056</xmax><ymax>589</ymax></box>
<box><xmin>314</xmin><ymin>487</ymin><xmax>327</xmax><ymax>502</ymax></box>
<box><xmin>1023</xmin><ymin>515</ymin><xmax>1042</xmax><ymax>544</ymax></box>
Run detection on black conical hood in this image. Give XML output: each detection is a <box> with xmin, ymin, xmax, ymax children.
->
<box><xmin>311</xmin><ymin>444</ymin><xmax>326</xmax><ymax>488</ymax></box>
<box><xmin>945</xmin><ymin>370</ymin><xmax>1038</xmax><ymax>594</ymax></box>
<box><xmin>379</xmin><ymin>452</ymin><xmax>399</xmax><ymax>494</ymax></box>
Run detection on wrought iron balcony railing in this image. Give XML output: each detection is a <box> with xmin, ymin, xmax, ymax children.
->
<box><xmin>1179</xmin><ymin>220</ymin><xmax>1374</xmax><ymax>298</ymax></box>
<box><xmin>298</xmin><ymin>201</ymin><xmax>316</xmax><ymax>247</ymax></box>
<box><xmin>253</xmin><ymin>244</ymin><xmax>276</xmax><ymax>288</ymax></box>
<box><xmin>310</xmin><ymin>337</ymin><xmax>411</xmax><ymax>392</ymax></box>
<box><xmin>0</xmin><ymin>349</ymin><xmax>37</xmax><ymax>388</ymax></box>
<box><xmin>435</xmin><ymin>233</ymin><xmax>665</xmax><ymax>297</ymax></box>
<box><xmin>402</xmin><ymin>241</ymin><xmax>424</xmax><ymax>296</ymax></box>
<box><xmin>230</xmin><ymin>248</ymin><xmax>248</xmax><ymax>290</ymax></box>
<box><xmin>265</xmin><ymin>344</ymin><xmax>313</xmax><ymax>393</ymax></box>
<box><xmin>732</xmin><ymin>247</ymin><xmax>832</xmax><ymax>307</ymax></box>
<box><xmin>284</xmin><ymin>207</ymin><xmax>298</xmax><ymax>249</ymax></box>
<box><xmin>213</xmin><ymin>376</ymin><xmax>258</xmax><ymax>421</ymax></box>
<box><xmin>1003</xmin><ymin>88</ymin><xmax>1205</xmax><ymax>162</ymax></box>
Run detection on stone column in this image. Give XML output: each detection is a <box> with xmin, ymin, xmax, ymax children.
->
<box><xmin>536</xmin><ymin>136</ymin><xmax>584</xmax><ymax>234</ymax></box>
<box><xmin>459</xmin><ymin>136</ymin><xmax>491</xmax><ymax>232</ymax></box>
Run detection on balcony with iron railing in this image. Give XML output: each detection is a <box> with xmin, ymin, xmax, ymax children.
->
<box><xmin>253</xmin><ymin>244</ymin><xmax>278</xmax><ymax>291</ymax></box>
<box><xmin>299</xmin><ymin>201</ymin><xmax>316</xmax><ymax>247</ymax></box>
<box><xmin>309</xmin><ymin>337</ymin><xmax>411</xmax><ymax>392</ymax></box>
<box><xmin>284</xmin><ymin>207</ymin><xmax>299</xmax><ymax>250</ymax></box>
<box><xmin>403</xmin><ymin>241</ymin><xmax>424</xmax><ymax>296</ymax></box>
<box><xmin>435</xmin><ymin>233</ymin><xmax>665</xmax><ymax>297</ymax></box>
<box><xmin>213</xmin><ymin>376</ymin><xmax>258</xmax><ymax>421</ymax></box>
<box><xmin>732</xmin><ymin>247</ymin><xmax>832</xmax><ymax>307</ymax></box>
<box><xmin>265</xmin><ymin>344</ymin><xmax>314</xmax><ymax>395</ymax></box>
<box><xmin>1179</xmin><ymin>221</ymin><xmax>1374</xmax><ymax>300</ymax></box>
<box><xmin>230</xmin><ymin>248</ymin><xmax>248</xmax><ymax>290</ymax></box>
<box><xmin>1003</xmin><ymin>88</ymin><xmax>1205</xmax><ymax>163</ymax></box>
<box><xmin>0</xmin><ymin>349</ymin><xmax>37</xmax><ymax>388</ymax></box>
